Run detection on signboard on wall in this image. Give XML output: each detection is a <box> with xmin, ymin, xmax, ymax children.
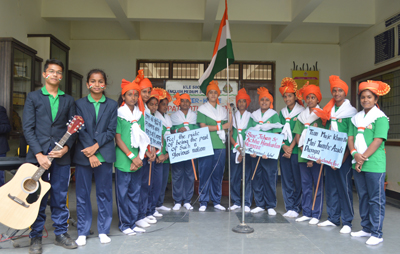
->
<box><xmin>292</xmin><ymin>71</ymin><xmax>319</xmax><ymax>89</ymax></box>
<box><xmin>374</xmin><ymin>27</ymin><xmax>395</xmax><ymax>64</ymax></box>
<box><xmin>165</xmin><ymin>80</ymin><xmax>238</xmax><ymax>114</ymax></box>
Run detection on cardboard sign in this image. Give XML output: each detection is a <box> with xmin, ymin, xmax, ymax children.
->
<box><xmin>144</xmin><ymin>112</ymin><xmax>162</xmax><ymax>149</ymax></box>
<box><xmin>244</xmin><ymin>130</ymin><xmax>284</xmax><ymax>160</ymax></box>
<box><xmin>165</xmin><ymin>127</ymin><xmax>214</xmax><ymax>164</ymax></box>
<box><xmin>301</xmin><ymin>126</ymin><xmax>348</xmax><ymax>168</ymax></box>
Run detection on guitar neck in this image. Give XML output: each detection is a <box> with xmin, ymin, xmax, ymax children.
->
<box><xmin>32</xmin><ymin>132</ymin><xmax>71</xmax><ymax>182</ymax></box>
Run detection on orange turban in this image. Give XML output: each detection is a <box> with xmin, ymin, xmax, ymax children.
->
<box><xmin>153</xmin><ymin>88</ymin><xmax>172</xmax><ymax>103</ymax></box>
<box><xmin>206</xmin><ymin>80</ymin><xmax>221</xmax><ymax>104</ymax></box>
<box><xmin>236</xmin><ymin>88</ymin><xmax>251</xmax><ymax>108</ymax></box>
<box><xmin>148</xmin><ymin>89</ymin><xmax>160</xmax><ymax>103</ymax></box>
<box><xmin>279</xmin><ymin>77</ymin><xmax>304</xmax><ymax>106</ymax></box>
<box><xmin>173</xmin><ymin>93</ymin><xmax>191</xmax><ymax>106</ymax></box>
<box><xmin>120</xmin><ymin>78</ymin><xmax>145</xmax><ymax>115</ymax></box>
<box><xmin>330</xmin><ymin>75</ymin><xmax>348</xmax><ymax>95</ymax></box>
<box><xmin>314</xmin><ymin>75</ymin><xmax>349</xmax><ymax>121</ymax></box>
<box><xmin>279</xmin><ymin>77</ymin><xmax>297</xmax><ymax>95</ymax></box>
<box><xmin>134</xmin><ymin>69</ymin><xmax>153</xmax><ymax>91</ymax></box>
<box><xmin>358</xmin><ymin>80</ymin><xmax>390</xmax><ymax>96</ymax></box>
<box><xmin>257</xmin><ymin>87</ymin><xmax>273</xmax><ymax>109</ymax></box>
<box><xmin>296</xmin><ymin>82</ymin><xmax>322</xmax><ymax>104</ymax></box>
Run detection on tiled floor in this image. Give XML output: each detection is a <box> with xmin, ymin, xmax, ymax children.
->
<box><xmin>1</xmin><ymin>180</ymin><xmax>399</xmax><ymax>254</ymax></box>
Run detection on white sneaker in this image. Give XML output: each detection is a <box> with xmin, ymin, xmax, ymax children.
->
<box><xmin>183</xmin><ymin>203</ymin><xmax>193</xmax><ymax>210</ymax></box>
<box><xmin>147</xmin><ymin>215</ymin><xmax>156</xmax><ymax>220</ymax></box>
<box><xmin>244</xmin><ymin>206</ymin><xmax>251</xmax><ymax>212</ymax></box>
<box><xmin>199</xmin><ymin>205</ymin><xmax>207</xmax><ymax>212</ymax></box>
<box><xmin>251</xmin><ymin>207</ymin><xmax>265</xmax><ymax>214</ymax></box>
<box><xmin>144</xmin><ymin>216</ymin><xmax>157</xmax><ymax>224</ymax></box>
<box><xmin>267</xmin><ymin>208</ymin><xmax>277</xmax><ymax>215</ymax></box>
<box><xmin>351</xmin><ymin>230</ymin><xmax>371</xmax><ymax>237</ymax></box>
<box><xmin>132</xmin><ymin>226</ymin><xmax>146</xmax><ymax>233</ymax></box>
<box><xmin>75</xmin><ymin>236</ymin><xmax>86</xmax><ymax>246</ymax></box>
<box><xmin>99</xmin><ymin>234</ymin><xmax>111</xmax><ymax>244</ymax></box>
<box><xmin>296</xmin><ymin>216</ymin><xmax>311</xmax><ymax>222</ymax></box>
<box><xmin>214</xmin><ymin>204</ymin><xmax>226</xmax><ymax>211</ymax></box>
<box><xmin>156</xmin><ymin>205</ymin><xmax>171</xmax><ymax>211</ymax></box>
<box><xmin>122</xmin><ymin>228</ymin><xmax>136</xmax><ymax>235</ymax></box>
<box><xmin>289</xmin><ymin>211</ymin><xmax>299</xmax><ymax>218</ymax></box>
<box><xmin>173</xmin><ymin>203</ymin><xmax>182</xmax><ymax>211</ymax></box>
<box><xmin>135</xmin><ymin>219</ymin><xmax>150</xmax><ymax>228</ymax></box>
<box><xmin>366</xmin><ymin>236</ymin><xmax>383</xmax><ymax>246</ymax></box>
<box><xmin>340</xmin><ymin>225</ymin><xmax>352</xmax><ymax>234</ymax></box>
<box><xmin>309</xmin><ymin>218</ymin><xmax>319</xmax><ymax>225</ymax></box>
<box><xmin>153</xmin><ymin>210</ymin><xmax>163</xmax><ymax>217</ymax></box>
<box><xmin>318</xmin><ymin>220</ymin><xmax>337</xmax><ymax>227</ymax></box>
<box><xmin>283</xmin><ymin>211</ymin><xmax>292</xmax><ymax>217</ymax></box>
<box><xmin>229</xmin><ymin>205</ymin><xmax>241</xmax><ymax>211</ymax></box>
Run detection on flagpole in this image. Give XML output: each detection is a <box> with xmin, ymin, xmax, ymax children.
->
<box><xmin>227</xmin><ymin>58</ymin><xmax>231</xmax><ymax>211</ymax></box>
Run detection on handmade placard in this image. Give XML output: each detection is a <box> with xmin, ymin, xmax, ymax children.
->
<box><xmin>145</xmin><ymin>112</ymin><xmax>162</xmax><ymax>149</ymax></box>
<box><xmin>301</xmin><ymin>126</ymin><xmax>348</xmax><ymax>168</ymax></box>
<box><xmin>165</xmin><ymin>127</ymin><xmax>214</xmax><ymax>164</ymax></box>
<box><xmin>244</xmin><ymin>130</ymin><xmax>284</xmax><ymax>159</ymax></box>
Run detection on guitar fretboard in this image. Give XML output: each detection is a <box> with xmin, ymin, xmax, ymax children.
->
<box><xmin>32</xmin><ymin>132</ymin><xmax>71</xmax><ymax>182</ymax></box>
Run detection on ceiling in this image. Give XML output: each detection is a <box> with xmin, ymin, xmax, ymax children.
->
<box><xmin>41</xmin><ymin>0</ymin><xmax>378</xmax><ymax>44</ymax></box>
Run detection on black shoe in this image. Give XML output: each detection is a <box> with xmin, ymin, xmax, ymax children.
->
<box><xmin>54</xmin><ymin>233</ymin><xmax>78</xmax><ymax>249</ymax></box>
<box><xmin>29</xmin><ymin>237</ymin><xmax>42</xmax><ymax>254</ymax></box>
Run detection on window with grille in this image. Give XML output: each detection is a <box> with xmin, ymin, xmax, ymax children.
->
<box><xmin>172</xmin><ymin>63</ymin><xmax>204</xmax><ymax>79</ymax></box>
<box><xmin>243</xmin><ymin>64</ymin><xmax>272</xmax><ymax>80</ymax></box>
<box><xmin>360</xmin><ymin>69</ymin><xmax>400</xmax><ymax>139</ymax></box>
<box><xmin>139</xmin><ymin>62</ymin><xmax>169</xmax><ymax>79</ymax></box>
<box><xmin>214</xmin><ymin>64</ymin><xmax>239</xmax><ymax>80</ymax></box>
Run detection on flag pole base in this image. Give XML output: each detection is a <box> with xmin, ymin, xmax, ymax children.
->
<box><xmin>232</xmin><ymin>223</ymin><xmax>254</xmax><ymax>234</ymax></box>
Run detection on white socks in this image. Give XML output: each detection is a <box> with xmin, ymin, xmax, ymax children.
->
<box><xmin>173</xmin><ymin>203</ymin><xmax>182</xmax><ymax>211</ymax></box>
<box><xmin>183</xmin><ymin>203</ymin><xmax>193</xmax><ymax>210</ymax></box>
<box><xmin>318</xmin><ymin>220</ymin><xmax>336</xmax><ymax>227</ymax></box>
<box><xmin>156</xmin><ymin>206</ymin><xmax>171</xmax><ymax>211</ymax></box>
<box><xmin>229</xmin><ymin>205</ymin><xmax>241</xmax><ymax>211</ymax></box>
<box><xmin>244</xmin><ymin>206</ymin><xmax>250</xmax><ymax>212</ymax></box>
<box><xmin>340</xmin><ymin>225</ymin><xmax>351</xmax><ymax>234</ymax></box>
<box><xmin>295</xmin><ymin>216</ymin><xmax>311</xmax><ymax>222</ymax></box>
<box><xmin>309</xmin><ymin>218</ymin><xmax>319</xmax><ymax>225</ymax></box>
<box><xmin>199</xmin><ymin>206</ymin><xmax>207</xmax><ymax>212</ymax></box>
<box><xmin>214</xmin><ymin>204</ymin><xmax>226</xmax><ymax>211</ymax></box>
<box><xmin>99</xmin><ymin>234</ymin><xmax>111</xmax><ymax>244</ymax></box>
<box><xmin>366</xmin><ymin>236</ymin><xmax>383</xmax><ymax>245</ymax></box>
<box><xmin>267</xmin><ymin>208</ymin><xmax>277</xmax><ymax>215</ymax></box>
<box><xmin>122</xmin><ymin>228</ymin><xmax>136</xmax><ymax>236</ymax></box>
<box><xmin>132</xmin><ymin>226</ymin><xmax>146</xmax><ymax>233</ymax></box>
<box><xmin>351</xmin><ymin>230</ymin><xmax>371</xmax><ymax>237</ymax></box>
<box><xmin>153</xmin><ymin>211</ymin><xmax>163</xmax><ymax>217</ymax></box>
<box><xmin>144</xmin><ymin>216</ymin><xmax>157</xmax><ymax>224</ymax></box>
<box><xmin>251</xmin><ymin>207</ymin><xmax>265</xmax><ymax>214</ymax></box>
<box><xmin>283</xmin><ymin>210</ymin><xmax>298</xmax><ymax>218</ymax></box>
<box><xmin>75</xmin><ymin>236</ymin><xmax>86</xmax><ymax>246</ymax></box>
<box><xmin>135</xmin><ymin>219</ymin><xmax>150</xmax><ymax>228</ymax></box>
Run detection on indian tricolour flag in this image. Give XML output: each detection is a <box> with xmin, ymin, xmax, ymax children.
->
<box><xmin>198</xmin><ymin>0</ymin><xmax>234</xmax><ymax>94</ymax></box>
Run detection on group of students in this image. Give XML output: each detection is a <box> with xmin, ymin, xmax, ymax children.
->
<box><xmin>22</xmin><ymin>58</ymin><xmax>389</xmax><ymax>254</ymax></box>
<box><xmin>227</xmin><ymin>75</ymin><xmax>390</xmax><ymax>247</ymax></box>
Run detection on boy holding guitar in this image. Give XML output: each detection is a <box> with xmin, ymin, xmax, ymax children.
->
<box><xmin>23</xmin><ymin>59</ymin><xmax>77</xmax><ymax>254</ymax></box>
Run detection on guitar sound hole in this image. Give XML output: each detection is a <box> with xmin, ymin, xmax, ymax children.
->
<box><xmin>26</xmin><ymin>182</ymin><xmax>41</xmax><ymax>204</ymax></box>
<box><xmin>23</xmin><ymin>178</ymin><xmax>38</xmax><ymax>193</ymax></box>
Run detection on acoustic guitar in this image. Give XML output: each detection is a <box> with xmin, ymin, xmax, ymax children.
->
<box><xmin>0</xmin><ymin>115</ymin><xmax>84</xmax><ymax>230</ymax></box>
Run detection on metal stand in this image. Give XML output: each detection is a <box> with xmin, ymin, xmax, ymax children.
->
<box><xmin>231</xmin><ymin>106</ymin><xmax>254</xmax><ymax>234</ymax></box>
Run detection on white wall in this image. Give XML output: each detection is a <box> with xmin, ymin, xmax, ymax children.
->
<box><xmin>340</xmin><ymin>0</ymin><xmax>400</xmax><ymax>193</ymax></box>
<box><xmin>0</xmin><ymin>0</ymin><xmax>70</xmax><ymax>49</ymax></box>
<box><xmin>69</xmin><ymin>39</ymin><xmax>339</xmax><ymax>111</ymax></box>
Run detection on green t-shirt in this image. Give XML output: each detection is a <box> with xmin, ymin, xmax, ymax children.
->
<box><xmin>247</xmin><ymin>112</ymin><xmax>282</xmax><ymax>133</ymax></box>
<box><xmin>115</xmin><ymin>116</ymin><xmax>145</xmax><ymax>172</ymax></box>
<box><xmin>41</xmin><ymin>86</ymin><xmax>65</xmax><ymax>121</ymax></box>
<box><xmin>348</xmin><ymin>116</ymin><xmax>389</xmax><ymax>173</ymax></box>
<box><xmin>87</xmin><ymin>94</ymin><xmax>106</xmax><ymax>162</ymax></box>
<box><xmin>279</xmin><ymin>108</ymin><xmax>300</xmax><ymax>154</ymax></box>
<box><xmin>196</xmin><ymin>111</ymin><xmax>227</xmax><ymax>149</ymax></box>
<box><xmin>293</xmin><ymin>117</ymin><xmax>325</xmax><ymax>163</ymax></box>
<box><xmin>326</xmin><ymin>106</ymin><xmax>352</xmax><ymax>136</ymax></box>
